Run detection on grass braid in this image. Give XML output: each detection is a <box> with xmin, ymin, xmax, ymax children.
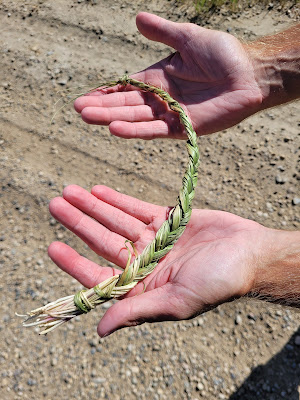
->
<box><xmin>20</xmin><ymin>76</ymin><xmax>200</xmax><ymax>334</ymax></box>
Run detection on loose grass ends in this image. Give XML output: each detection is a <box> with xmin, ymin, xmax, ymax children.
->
<box><xmin>20</xmin><ymin>76</ymin><xmax>200</xmax><ymax>335</ymax></box>
<box><xmin>50</xmin><ymin>79</ymin><xmax>119</xmax><ymax>124</ymax></box>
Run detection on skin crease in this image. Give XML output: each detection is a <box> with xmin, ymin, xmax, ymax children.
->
<box><xmin>48</xmin><ymin>15</ymin><xmax>300</xmax><ymax>336</ymax></box>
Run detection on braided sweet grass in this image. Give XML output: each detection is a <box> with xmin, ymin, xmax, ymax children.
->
<box><xmin>21</xmin><ymin>76</ymin><xmax>200</xmax><ymax>334</ymax></box>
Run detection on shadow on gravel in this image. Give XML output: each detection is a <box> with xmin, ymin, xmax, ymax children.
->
<box><xmin>229</xmin><ymin>327</ymin><xmax>300</xmax><ymax>400</ymax></box>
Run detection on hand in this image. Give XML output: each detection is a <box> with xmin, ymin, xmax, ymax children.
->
<box><xmin>74</xmin><ymin>12</ymin><xmax>263</xmax><ymax>139</ymax></box>
<box><xmin>48</xmin><ymin>184</ymin><xmax>270</xmax><ymax>337</ymax></box>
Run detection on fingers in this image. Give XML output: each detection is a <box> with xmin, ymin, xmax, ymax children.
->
<box><xmin>74</xmin><ymin>90</ymin><xmax>172</xmax><ymax>129</ymax></box>
<box><xmin>74</xmin><ymin>90</ymin><xmax>146</xmax><ymax>113</ymax></box>
<box><xmin>97</xmin><ymin>285</ymin><xmax>179</xmax><ymax>337</ymax></box>
<box><xmin>136</xmin><ymin>12</ymin><xmax>190</xmax><ymax>51</ymax></box>
<box><xmin>80</xmin><ymin>105</ymin><xmax>155</xmax><ymax>125</ymax></box>
<box><xmin>74</xmin><ymin>86</ymin><xmax>160</xmax><ymax>126</ymax></box>
<box><xmin>48</xmin><ymin>241</ymin><xmax>121</xmax><ymax>288</ymax></box>
<box><xmin>76</xmin><ymin>105</ymin><xmax>184</xmax><ymax>139</ymax></box>
<box><xmin>62</xmin><ymin>185</ymin><xmax>145</xmax><ymax>242</ymax></box>
<box><xmin>49</xmin><ymin>196</ymin><xmax>131</xmax><ymax>267</ymax></box>
<box><xmin>91</xmin><ymin>185</ymin><xmax>166</xmax><ymax>225</ymax></box>
<box><xmin>109</xmin><ymin>120</ymin><xmax>172</xmax><ymax>139</ymax></box>
<box><xmin>49</xmin><ymin>184</ymin><xmax>167</xmax><ymax>267</ymax></box>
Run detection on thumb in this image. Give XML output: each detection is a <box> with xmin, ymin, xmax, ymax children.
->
<box><xmin>136</xmin><ymin>12</ymin><xmax>187</xmax><ymax>51</ymax></box>
<box><xmin>97</xmin><ymin>286</ymin><xmax>182</xmax><ymax>337</ymax></box>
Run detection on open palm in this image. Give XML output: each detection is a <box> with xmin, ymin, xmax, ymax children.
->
<box><xmin>74</xmin><ymin>12</ymin><xmax>262</xmax><ymax>139</ymax></box>
<box><xmin>48</xmin><ymin>184</ymin><xmax>267</xmax><ymax>337</ymax></box>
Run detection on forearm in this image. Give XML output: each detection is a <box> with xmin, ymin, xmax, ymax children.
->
<box><xmin>245</xmin><ymin>24</ymin><xmax>300</xmax><ymax>110</ymax></box>
<box><xmin>249</xmin><ymin>229</ymin><xmax>300</xmax><ymax>307</ymax></box>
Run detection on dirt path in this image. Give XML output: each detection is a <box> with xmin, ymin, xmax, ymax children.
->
<box><xmin>0</xmin><ymin>1</ymin><xmax>299</xmax><ymax>399</ymax></box>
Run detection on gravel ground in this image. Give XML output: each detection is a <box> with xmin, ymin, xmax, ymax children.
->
<box><xmin>0</xmin><ymin>1</ymin><xmax>299</xmax><ymax>399</ymax></box>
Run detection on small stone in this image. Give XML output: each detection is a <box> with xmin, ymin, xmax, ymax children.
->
<box><xmin>166</xmin><ymin>376</ymin><xmax>174</xmax><ymax>387</ymax></box>
<box><xmin>51</xmin><ymin>358</ymin><xmax>58</xmax><ymax>366</ymax></box>
<box><xmin>287</xmin><ymin>187</ymin><xmax>296</xmax><ymax>194</ymax></box>
<box><xmin>49</xmin><ymin>217</ymin><xmax>57</xmax><ymax>226</ymax></box>
<box><xmin>88</xmin><ymin>339</ymin><xmax>97</xmax><ymax>347</ymax></box>
<box><xmin>292</xmin><ymin>197</ymin><xmax>300</xmax><ymax>205</ymax></box>
<box><xmin>152</xmin><ymin>343</ymin><xmax>161</xmax><ymax>351</ymax></box>
<box><xmin>235</xmin><ymin>315</ymin><xmax>242</xmax><ymax>325</ymax></box>
<box><xmin>102</xmin><ymin>301</ymin><xmax>112</xmax><ymax>309</ymax></box>
<box><xmin>294</xmin><ymin>336</ymin><xmax>300</xmax><ymax>346</ymax></box>
<box><xmin>58</xmin><ymin>78</ymin><xmax>67</xmax><ymax>86</ymax></box>
<box><xmin>93</xmin><ymin>377</ymin><xmax>106</xmax><ymax>384</ymax></box>
<box><xmin>3</xmin><ymin>314</ymin><xmax>10</xmax><ymax>322</ymax></box>
<box><xmin>263</xmin><ymin>382</ymin><xmax>270</xmax><ymax>391</ymax></box>
<box><xmin>275</xmin><ymin>175</ymin><xmax>287</xmax><ymax>184</ymax></box>
<box><xmin>196</xmin><ymin>382</ymin><xmax>204</xmax><ymax>391</ymax></box>
<box><xmin>127</xmin><ymin>344</ymin><xmax>134</xmax><ymax>352</ymax></box>
<box><xmin>35</xmin><ymin>279</ymin><xmax>42</xmax><ymax>288</ymax></box>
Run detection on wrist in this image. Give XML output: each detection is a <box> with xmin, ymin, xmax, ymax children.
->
<box><xmin>244</xmin><ymin>25</ymin><xmax>300</xmax><ymax>111</ymax></box>
<box><xmin>249</xmin><ymin>229</ymin><xmax>300</xmax><ymax>307</ymax></box>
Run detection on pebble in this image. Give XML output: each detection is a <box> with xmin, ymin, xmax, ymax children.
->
<box><xmin>58</xmin><ymin>78</ymin><xmax>68</xmax><ymax>86</ymax></box>
<box><xmin>131</xmin><ymin>366</ymin><xmax>140</xmax><ymax>374</ymax></box>
<box><xmin>49</xmin><ymin>217</ymin><xmax>57</xmax><ymax>226</ymax></box>
<box><xmin>27</xmin><ymin>379</ymin><xmax>37</xmax><ymax>386</ymax></box>
<box><xmin>93</xmin><ymin>377</ymin><xmax>106</xmax><ymax>385</ymax></box>
<box><xmin>51</xmin><ymin>358</ymin><xmax>58</xmax><ymax>366</ymax></box>
<box><xmin>196</xmin><ymin>382</ymin><xmax>204</xmax><ymax>391</ymax></box>
<box><xmin>3</xmin><ymin>314</ymin><xmax>10</xmax><ymax>322</ymax></box>
<box><xmin>102</xmin><ymin>301</ymin><xmax>112</xmax><ymax>309</ymax></box>
<box><xmin>292</xmin><ymin>197</ymin><xmax>300</xmax><ymax>205</ymax></box>
<box><xmin>56</xmin><ymin>232</ymin><xmax>64</xmax><ymax>239</ymax></box>
<box><xmin>275</xmin><ymin>175</ymin><xmax>287</xmax><ymax>184</ymax></box>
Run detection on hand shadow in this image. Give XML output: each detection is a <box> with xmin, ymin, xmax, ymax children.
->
<box><xmin>229</xmin><ymin>327</ymin><xmax>300</xmax><ymax>400</ymax></box>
